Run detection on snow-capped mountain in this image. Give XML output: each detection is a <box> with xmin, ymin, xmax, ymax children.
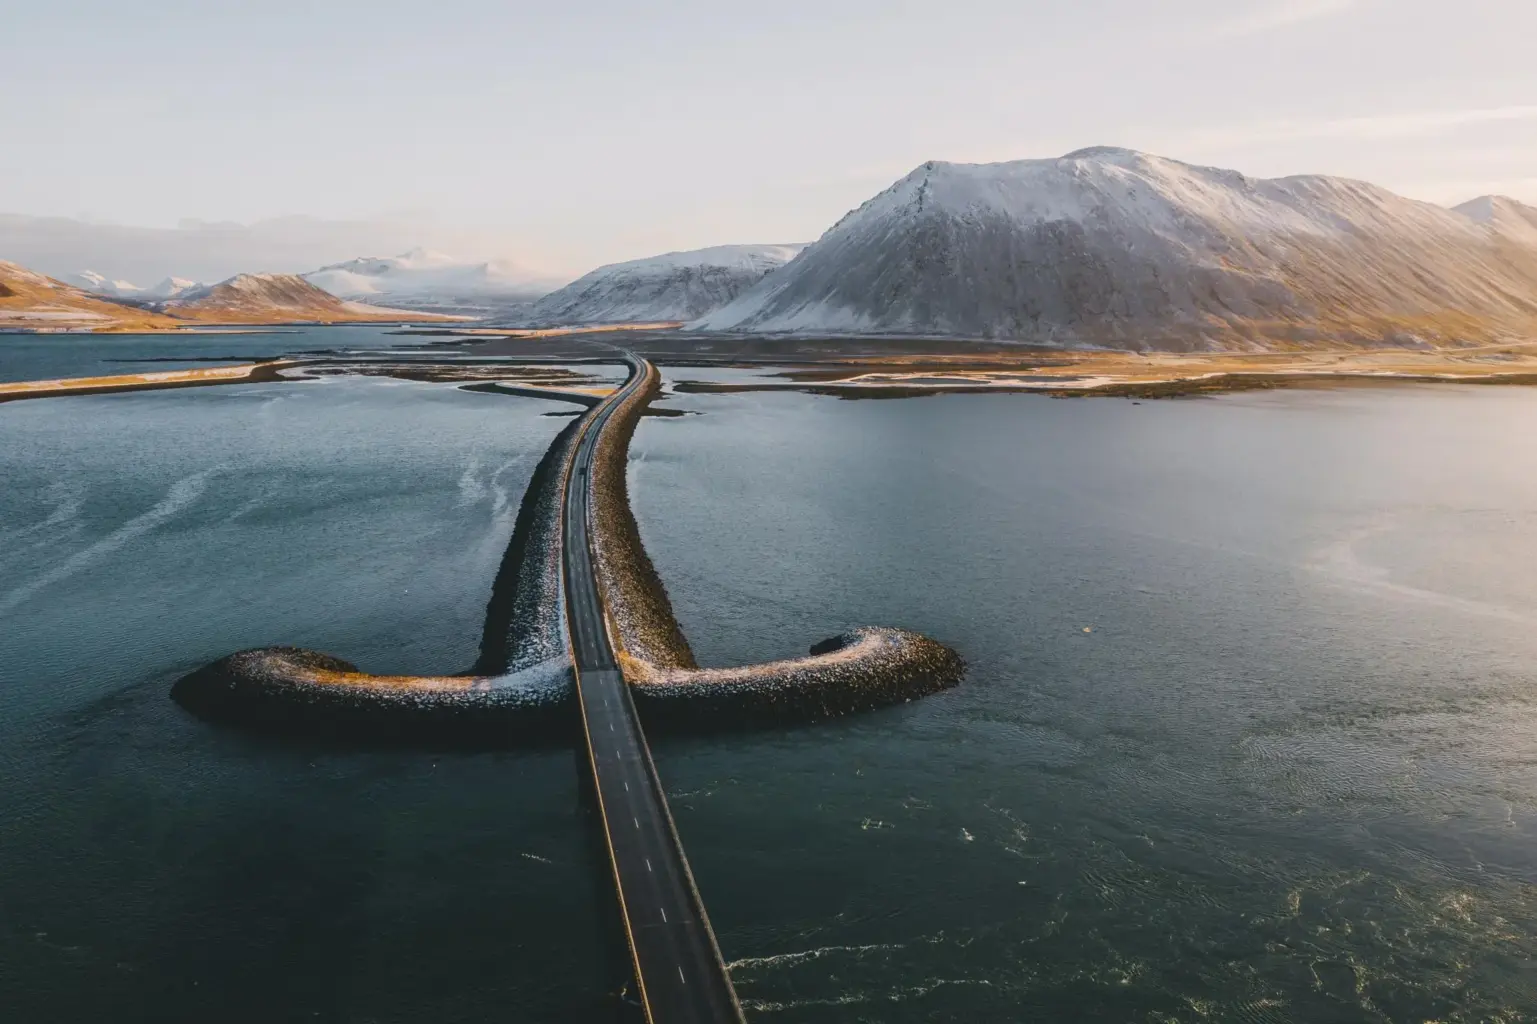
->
<box><xmin>304</xmin><ymin>248</ymin><xmax>560</xmax><ymax>313</ymax></box>
<box><xmin>69</xmin><ymin>270</ymin><xmax>143</xmax><ymax>297</ymax></box>
<box><xmin>694</xmin><ymin>148</ymin><xmax>1537</xmax><ymax>349</ymax></box>
<box><xmin>70</xmin><ymin>271</ymin><xmax>202</xmax><ymax>299</ymax></box>
<box><xmin>3</xmin><ymin>260</ymin><xmax>179</xmax><ymax>330</ymax></box>
<box><xmin>159</xmin><ymin>273</ymin><xmax>451</xmax><ymax>323</ymax></box>
<box><xmin>521</xmin><ymin>243</ymin><xmax>805</xmax><ymax>325</ymax></box>
<box><xmin>143</xmin><ymin>276</ymin><xmax>201</xmax><ymax>299</ymax></box>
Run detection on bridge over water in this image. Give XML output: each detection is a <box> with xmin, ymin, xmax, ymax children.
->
<box><xmin>563</xmin><ymin>354</ymin><xmax>746</xmax><ymax>1023</ymax></box>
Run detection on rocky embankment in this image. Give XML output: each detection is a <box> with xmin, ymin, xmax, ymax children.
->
<box><xmin>174</xmin><ymin>357</ymin><xmax>963</xmax><ymax>741</ymax></box>
<box><xmin>588</xmin><ymin>358</ymin><xmax>964</xmax><ymax>728</ymax></box>
<box><xmin>172</xmin><ymin>417</ymin><xmax>582</xmax><ymax>742</ymax></box>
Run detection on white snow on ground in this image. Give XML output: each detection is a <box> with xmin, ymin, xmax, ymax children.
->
<box><xmin>692</xmin><ymin>147</ymin><xmax>1537</xmax><ymax>349</ymax></box>
<box><xmin>336</xmin><ymin>298</ymin><xmax>455</xmax><ymax>317</ymax></box>
<box><xmin>521</xmin><ymin>243</ymin><xmax>805</xmax><ymax>325</ymax></box>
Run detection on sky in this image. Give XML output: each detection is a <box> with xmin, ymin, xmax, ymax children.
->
<box><xmin>3</xmin><ymin>0</ymin><xmax>1535</xmax><ymax>279</ymax></box>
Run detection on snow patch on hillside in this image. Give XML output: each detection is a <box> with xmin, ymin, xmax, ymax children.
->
<box><xmin>520</xmin><ymin>243</ymin><xmax>805</xmax><ymax>325</ymax></box>
<box><xmin>693</xmin><ymin>147</ymin><xmax>1537</xmax><ymax>348</ymax></box>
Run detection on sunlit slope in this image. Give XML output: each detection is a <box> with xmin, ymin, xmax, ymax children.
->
<box><xmin>162</xmin><ymin>273</ymin><xmax>456</xmax><ymax>323</ymax></box>
<box><xmin>525</xmin><ymin>244</ymin><xmax>805</xmax><ymax>325</ymax></box>
<box><xmin>0</xmin><ymin>260</ymin><xmax>180</xmax><ymax>331</ymax></box>
<box><xmin>694</xmin><ymin>148</ymin><xmax>1537</xmax><ymax>350</ymax></box>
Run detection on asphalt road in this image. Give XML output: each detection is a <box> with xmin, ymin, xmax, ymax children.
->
<box><xmin>564</xmin><ymin>354</ymin><xmax>745</xmax><ymax>1023</ymax></box>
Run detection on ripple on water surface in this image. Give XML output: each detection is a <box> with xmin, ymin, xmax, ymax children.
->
<box><xmin>6</xmin><ymin>375</ymin><xmax>1537</xmax><ymax>1020</ymax></box>
<box><xmin>629</xmin><ymin>380</ymin><xmax>1537</xmax><ymax>1022</ymax></box>
<box><xmin>0</xmin><ymin>375</ymin><xmax>614</xmax><ymax>1021</ymax></box>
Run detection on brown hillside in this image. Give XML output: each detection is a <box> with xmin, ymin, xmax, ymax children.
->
<box><xmin>0</xmin><ymin>260</ymin><xmax>181</xmax><ymax>331</ymax></box>
<box><xmin>162</xmin><ymin>273</ymin><xmax>456</xmax><ymax>324</ymax></box>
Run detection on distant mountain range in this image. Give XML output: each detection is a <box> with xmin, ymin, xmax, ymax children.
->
<box><xmin>695</xmin><ymin>147</ymin><xmax>1537</xmax><ymax>349</ymax></box>
<box><xmin>155</xmin><ymin>273</ymin><xmax>453</xmax><ymax>324</ymax></box>
<box><xmin>1</xmin><ymin>260</ymin><xmax>180</xmax><ymax>331</ymax></box>
<box><xmin>302</xmin><ymin>248</ymin><xmax>563</xmax><ymax>315</ymax></box>
<box><xmin>1</xmin><ymin>262</ymin><xmax>452</xmax><ymax>331</ymax></box>
<box><xmin>14</xmin><ymin>148</ymin><xmax>1537</xmax><ymax>348</ymax></box>
<box><xmin>0</xmin><ymin>213</ymin><xmax>512</xmax><ymax>289</ymax></box>
<box><xmin>517</xmin><ymin>244</ymin><xmax>805</xmax><ymax>326</ymax></box>
<box><xmin>69</xmin><ymin>271</ymin><xmax>202</xmax><ymax>300</ymax></box>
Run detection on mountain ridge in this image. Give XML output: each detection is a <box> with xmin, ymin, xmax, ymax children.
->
<box><xmin>694</xmin><ymin>148</ymin><xmax>1537</xmax><ymax>350</ymax></box>
<box><xmin>303</xmin><ymin>248</ymin><xmax>562</xmax><ymax>313</ymax></box>
<box><xmin>520</xmin><ymin>243</ymin><xmax>805</xmax><ymax>325</ymax></box>
<box><xmin>161</xmin><ymin>272</ymin><xmax>453</xmax><ymax>323</ymax></box>
<box><xmin>1</xmin><ymin>260</ymin><xmax>182</xmax><ymax>331</ymax></box>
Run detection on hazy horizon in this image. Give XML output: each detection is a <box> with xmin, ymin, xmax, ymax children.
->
<box><xmin>5</xmin><ymin>0</ymin><xmax>1535</xmax><ymax>281</ymax></box>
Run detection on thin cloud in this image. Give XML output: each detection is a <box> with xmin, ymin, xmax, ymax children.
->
<box><xmin>1173</xmin><ymin>104</ymin><xmax>1537</xmax><ymax>149</ymax></box>
<box><xmin>1210</xmin><ymin>0</ymin><xmax>1361</xmax><ymax>38</ymax></box>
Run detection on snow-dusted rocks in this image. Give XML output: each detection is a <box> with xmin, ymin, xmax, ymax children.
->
<box><xmin>694</xmin><ymin>148</ymin><xmax>1537</xmax><ymax>350</ymax></box>
<box><xmin>522</xmin><ymin>243</ymin><xmax>805</xmax><ymax>325</ymax></box>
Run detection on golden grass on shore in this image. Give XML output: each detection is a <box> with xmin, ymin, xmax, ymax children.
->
<box><xmin>466</xmin><ymin>322</ymin><xmax>685</xmax><ymax>338</ymax></box>
<box><xmin>755</xmin><ymin>343</ymin><xmax>1537</xmax><ymax>395</ymax></box>
<box><xmin>0</xmin><ymin>362</ymin><xmax>292</xmax><ymax>402</ymax></box>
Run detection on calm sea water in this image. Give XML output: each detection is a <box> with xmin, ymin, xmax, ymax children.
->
<box><xmin>0</xmin><ymin>325</ymin><xmax>468</xmax><ymax>383</ymax></box>
<box><xmin>4</xmin><ymin>369</ymin><xmax>1537</xmax><ymax>1022</ymax></box>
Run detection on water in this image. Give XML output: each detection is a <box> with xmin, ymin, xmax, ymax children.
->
<box><xmin>0</xmin><ymin>375</ymin><xmax>609</xmax><ymax>1021</ymax></box>
<box><xmin>5</xmin><ymin>373</ymin><xmax>1537</xmax><ymax>1021</ymax></box>
<box><xmin>634</xmin><ymin>381</ymin><xmax>1537</xmax><ymax>1021</ymax></box>
<box><xmin>0</xmin><ymin>325</ymin><xmax>469</xmax><ymax>383</ymax></box>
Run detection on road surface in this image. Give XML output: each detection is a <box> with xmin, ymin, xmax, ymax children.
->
<box><xmin>563</xmin><ymin>353</ymin><xmax>746</xmax><ymax>1023</ymax></box>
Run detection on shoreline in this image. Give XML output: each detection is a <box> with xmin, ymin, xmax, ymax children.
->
<box><xmin>0</xmin><ymin>361</ymin><xmax>295</xmax><ymax>403</ymax></box>
<box><xmin>673</xmin><ymin>367</ymin><xmax>1537</xmax><ymax>400</ymax></box>
<box><xmin>454</xmin><ymin>329</ymin><xmax>1537</xmax><ymax>397</ymax></box>
<box><xmin>11</xmin><ymin>324</ymin><xmax>1537</xmax><ymax>403</ymax></box>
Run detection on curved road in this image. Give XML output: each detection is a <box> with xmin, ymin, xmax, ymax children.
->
<box><xmin>563</xmin><ymin>354</ymin><xmax>746</xmax><ymax>1023</ymax></box>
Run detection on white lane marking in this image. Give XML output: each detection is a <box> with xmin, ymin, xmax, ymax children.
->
<box><xmin>646</xmin><ymin>858</ymin><xmax>653</xmax><ymax>873</ymax></box>
<box><xmin>661</xmin><ymin>907</ymin><xmax>668</xmax><ymax>923</ymax></box>
<box><xmin>678</xmin><ymin>966</ymin><xmax>686</xmax><ymax>985</ymax></box>
<box><xmin>634</xmin><ymin>816</ymin><xmax>640</xmax><ymax>829</ymax></box>
<box><xmin>624</xmin><ymin>781</ymin><xmax>629</xmax><ymax>792</ymax></box>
